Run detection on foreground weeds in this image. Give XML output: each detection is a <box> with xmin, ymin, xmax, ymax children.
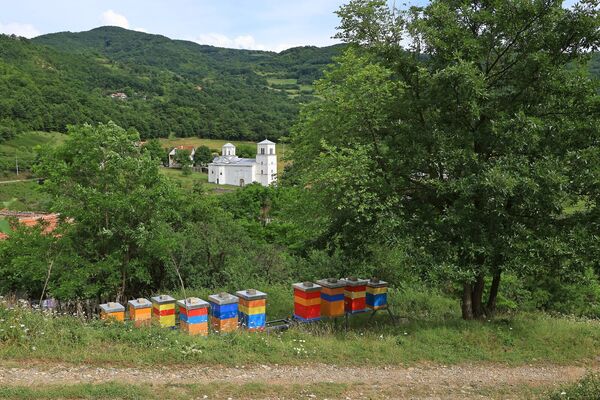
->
<box><xmin>0</xmin><ymin>287</ymin><xmax>599</xmax><ymax>367</ymax></box>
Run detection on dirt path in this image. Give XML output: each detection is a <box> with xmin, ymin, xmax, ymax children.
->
<box><xmin>0</xmin><ymin>178</ymin><xmax>38</xmax><ymax>184</ymax></box>
<box><xmin>0</xmin><ymin>363</ymin><xmax>596</xmax><ymax>399</ymax></box>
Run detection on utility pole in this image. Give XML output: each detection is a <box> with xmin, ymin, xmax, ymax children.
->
<box><xmin>15</xmin><ymin>153</ymin><xmax>19</xmax><ymax>176</ymax></box>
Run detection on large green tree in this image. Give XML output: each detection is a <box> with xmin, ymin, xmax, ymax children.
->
<box><xmin>34</xmin><ymin>122</ymin><xmax>180</xmax><ymax>301</ymax></box>
<box><xmin>292</xmin><ymin>0</ymin><xmax>600</xmax><ymax>319</ymax></box>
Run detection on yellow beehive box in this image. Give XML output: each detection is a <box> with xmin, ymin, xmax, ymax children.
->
<box><xmin>151</xmin><ymin>295</ymin><xmax>176</xmax><ymax>328</ymax></box>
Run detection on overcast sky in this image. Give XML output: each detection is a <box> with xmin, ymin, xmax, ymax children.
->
<box><xmin>0</xmin><ymin>0</ymin><xmax>580</xmax><ymax>52</ymax></box>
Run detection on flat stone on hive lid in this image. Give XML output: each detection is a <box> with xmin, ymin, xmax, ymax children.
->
<box><xmin>208</xmin><ymin>292</ymin><xmax>239</xmax><ymax>305</ymax></box>
<box><xmin>367</xmin><ymin>278</ymin><xmax>388</xmax><ymax>288</ymax></box>
<box><xmin>342</xmin><ymin>277</ymin><xmax>368</xmax><ymax>287</ymax></box>
<box><xmin>128</xmin><ymin>298</ymin><xmax>151</xmax><ymax>309</ymax></box>
<box><xmin>236</xmin><ymin>289</ymin><xmax>267</xmax><ymax>300</ymax></box>
<box><xmin>177</xmin><ymin>297</ymin><xmax>209</xmax><ymax>310</ymax></box>
<box><xmin>151</xmin><ymin>295</ymin><xmax>175</xmax><ymax>304</ymax></box>
<box><xmin>316</xmin><ymin>278</ymin><xmax>346</xmax><ymax>289</ymax></box>
<box><xmin>292</xmin><ymin>282</ymin><xmax>322</xmax><ymax>292</ymax></box>
<box><xmin>100</xmin><ymin>302</ymin><xmax>125</xmax><ymax>313</ymax></box>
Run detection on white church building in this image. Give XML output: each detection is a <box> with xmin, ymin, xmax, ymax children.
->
<box><xmin>208</xmin><ymin>140</ymin><xmax>277</xmax><ymax>187</ymax></box>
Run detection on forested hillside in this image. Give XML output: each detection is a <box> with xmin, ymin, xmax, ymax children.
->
<box><xmin>0</xmin><ymin>27</ymin><xmax>343</xmax><ymax>141</ymax></box>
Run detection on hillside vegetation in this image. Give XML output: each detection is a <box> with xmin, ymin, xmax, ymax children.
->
<box><xmin>0</xmin><ymin>27</ymin><xmax>343</xmax><ymax>141</ymax></box>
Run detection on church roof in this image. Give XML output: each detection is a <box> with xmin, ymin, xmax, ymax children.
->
<box><xmin>258</xmin><ymin>139</ymin><xmax>275</xmax><ymax>145</ymax></box>
<box><xmin>210</xmin><ymin>155</ymin><xmax>255</xmax><ymax>166</ymax></box>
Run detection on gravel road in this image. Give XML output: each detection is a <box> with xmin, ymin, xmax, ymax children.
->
<box><xmin>0</xmin><ymin>362</ymin><xmax>597</xmax><ymax>399</ymax></box>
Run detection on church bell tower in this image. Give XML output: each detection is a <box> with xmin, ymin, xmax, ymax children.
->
<box><xmin>255</xmin><ymin>139</ymin><xmax>277</xmax><ymax>186</ymax></box>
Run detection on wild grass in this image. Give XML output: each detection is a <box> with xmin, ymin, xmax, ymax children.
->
<box><xmin>0</xmin><ymin>180</ymin><xmax>52</xmax><ymax>211</ymax></box>
<box><xmin>0</xmin><ymin>285</ymin><xmax>598</xmax><ymax>367</ymax></box>
<box><xmin>0</xmin><ymin>382</ymin><xmax>350</xmax><ymax>400</ymax></box>
<box><xmin>548</xmin><ymin>374</ymin><xmax>600</xmax><ymax>399</ymax></box>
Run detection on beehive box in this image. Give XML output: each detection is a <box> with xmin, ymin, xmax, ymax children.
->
<box><xmin>128</xmin><ymin>298</ymin><xmax>152</xmax><ymax>327</ymax></box>
<box><xmin>236</xmin><ymin>289</ymin><xmax>267</xmax><ymax>331</ymax></box>
<box><xmin>293</xmin><ymin>282</ymin><xmax>322</xmax><ymax>322</ymax></box>
<box><xmin>366</xmin><ymin>278</ymin><xmax>388</xmax><ymax>310</ymax></box>
<box><xmin>343</xmin><ymin>277</ymin><xmax>368</xmax><ymax>314</ymax></box>
<box><xmin>151</xmin><ymin>295</ymin><xmax>176</xmax><ymax>327</ymax></box>
<box><xmin>177</xmin><ymin>297</ymin><xmax>209</xmax><ymax>336</ymax></box>
<box><xmin>316</xmin><ymin>278</ymin><xmax>345</xmax><ymax>318</ymax></box>
<box><xmin>209</xmin><ymin>292</ymin><xmax>239</xmax><ymax>333</ymax></box>
<box><xmin>99</xmin><ymin>302</ymin><xmax>125</xmax><ymax>321</ymax></box>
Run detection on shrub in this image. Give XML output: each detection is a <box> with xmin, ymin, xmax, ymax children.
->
<box><xmin>548</xmin><ymin>375</ymin><xmax>600</xmax><ymax>399</ymax></box>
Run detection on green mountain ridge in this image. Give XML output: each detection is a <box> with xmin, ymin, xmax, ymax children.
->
<box><xmin>0</xmin><ymin>26</ymin><xmax>344</xmax><ymax>141</ymax></box>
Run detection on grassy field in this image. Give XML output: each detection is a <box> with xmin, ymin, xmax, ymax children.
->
<box><xmin>158</xmin><ymin>137</ymin><xmax>255</xmax><ymax>152</ymax></box>
<box><xmin>0</xmin><ymin>180</ymin><xmax>52</xmax><ymax>212</ymax></box>
<box><xmin>159</xmin><ymin>167</ymin><xmax>237</xmax><ymax>193</ymax></box>
<box><xmin>266</xmin><ymin>77</ymin><xmax>315</xmax><ymax>97</ymax></box>
<box><xmin>0</xmin><ymin>132</ymin><xmax>65</xmax><ymax>177</ymax></box>
<box><xmin>0</xmin><ymin>285</ymin><xmax>599</xmax><ymax>368</ymax></box>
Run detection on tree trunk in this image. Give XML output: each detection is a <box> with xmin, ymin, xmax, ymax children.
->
<box><xmin>462</xmin><ymin>283</ymin><xmax>473</xmax><ymax>320</ymax></box>
<box><xmin>116</xmin><ymin>249</ymin><xmax>129</xmax><ymax>303</ymax></box>
<box><xmin>486</xmin><ymin>270</ymin><xmax>501</xmax><ymax>315</ymax></box>
<box><xmin>472</xmin><ymin>274</ymin><xmax>485</xmax><ymax>318</ymax></box>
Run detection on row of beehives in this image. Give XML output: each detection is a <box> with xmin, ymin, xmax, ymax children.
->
<box><xmin>99</xmin><ymin>289</ymin><xmax>267</xmax><ymax>335</ymax></box>
<box><xmin>293</xmin><ymin>278</ymin><xmax>388</xmax><ymax>322</ymax></box>
<box><xmin>98</xmin><ymin>278</ymin><xmax>389</xmax><ymax>335</ymax></box>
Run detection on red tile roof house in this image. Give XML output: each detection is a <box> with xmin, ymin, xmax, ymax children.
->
<box><xmin>0</xmin><ymin>210</ymin><xmax>61</xmax><ymax>240</ymax></box>
<box><xmin>168</xmin><ymin>145</ymin><xmax>196</xmax><ymax>168</ymax></box>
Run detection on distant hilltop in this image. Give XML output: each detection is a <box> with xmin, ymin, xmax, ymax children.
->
<box><xmin>0</xmin><ymin>26</ymin><xmax>345</xmax><ymax>141</ymax></box>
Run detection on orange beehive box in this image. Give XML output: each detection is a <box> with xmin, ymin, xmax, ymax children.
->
<box><xmin>180</xmin><ymin>320</ymin><xmax>209</xmax><ymax>335</ymax></box>
<box><xmin>99</xmin><ymin>302</ymin><xmax>125</xmax><ymax>321</ymax></box>
<box><xmin>128</xmin><ymin>298</ymin><xmax>152</xmax><ymax>327</ymax></box>
<box><xmin>210</xmin><ymin>316</ymin><xmax>239</xmax><ymax>333</ymax></box>
<box><xmin>316</xmin><ymin>278</ymin><xmax>346</xmax><ymax>318</ymax></box>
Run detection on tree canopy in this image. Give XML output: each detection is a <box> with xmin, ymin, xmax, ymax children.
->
<box><xmin>291</xmin><ymin>0</ymin><xmax>600</xmax><ymax>319</ymax></box>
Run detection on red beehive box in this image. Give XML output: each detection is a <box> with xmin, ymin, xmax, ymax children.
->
<box><xmin>293</xmin><ymin>282</ymin><xmax>322</xmax><ymax>322</ymax></box>
<box><xmin>342</xmin><ymin>277</ymin><xmax>368</xmax><ymax>314</ymax></box>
